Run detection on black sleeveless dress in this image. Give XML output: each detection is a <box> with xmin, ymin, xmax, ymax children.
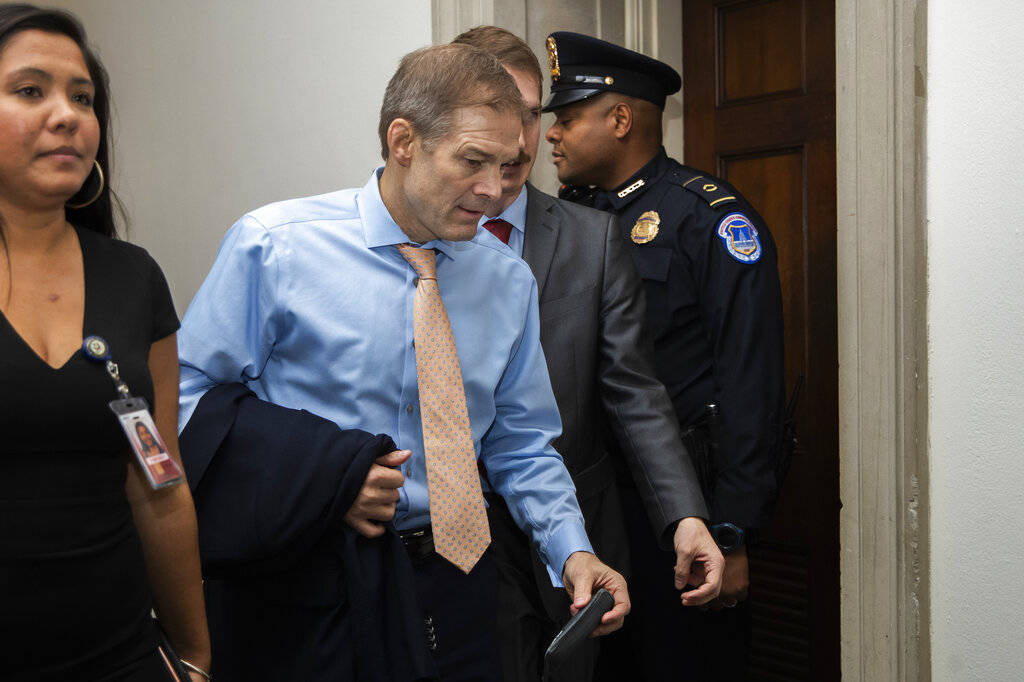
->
<box><xmin>0</xmin><ymin>227</ymin><xmax>180</xmax><ymax>680</ymax></box>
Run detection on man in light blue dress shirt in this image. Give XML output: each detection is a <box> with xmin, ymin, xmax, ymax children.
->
<box><xmin>177</xmin><ymin>44</ymin><xmax>628</xmax><ymax>681</ymax></box>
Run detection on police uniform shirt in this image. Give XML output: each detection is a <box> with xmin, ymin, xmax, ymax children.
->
<box><xmin>561</xmin><ymin>148</ymin><xmax>786</xmax><ymax>532</ymax></box>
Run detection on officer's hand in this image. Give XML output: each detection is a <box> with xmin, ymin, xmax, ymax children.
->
<box><xmin>561</xmin><ymin>551</ymin><xmax>631</xmax><ymax>636</ymax></box>
<box><xmin>343</xmin><ymin>449</ymin><xmax>411</xmax><ymax>538</ymax></box>
<box><xmin>707</xmin><ymin>547</ymin><xmax>750</xmax><ymax>611</ymax></box>
<box><xmin>673</xmin><ymin>516</ymin><xmax>724</xmax><ymax>606</ymax></box>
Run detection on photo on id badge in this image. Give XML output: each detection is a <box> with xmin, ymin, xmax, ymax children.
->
<box><xmin>116</xmin><ymin>405</ymin><xmax>179</xmax><ymax>488</ymax></box>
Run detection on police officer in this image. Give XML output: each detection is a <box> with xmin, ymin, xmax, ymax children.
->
<box><xmin>542</xmin><ymin>31</ymin><xmax>787</xmax><ymax>680</ymax></box>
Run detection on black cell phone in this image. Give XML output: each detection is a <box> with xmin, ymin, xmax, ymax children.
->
<box><xmin>542</xmin><ymin>588</ymin><xmax>615</xmax><ymax>678</ymax></box>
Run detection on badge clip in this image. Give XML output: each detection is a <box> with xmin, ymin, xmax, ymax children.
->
<box><xmin>83</xmin><ymin>335</ymin><xmax>184</xmax><ymax>490</ymax></box>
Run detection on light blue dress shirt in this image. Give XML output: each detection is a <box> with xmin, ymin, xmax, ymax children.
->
<box><xmin>178</xmin><ymin>170</ymin><xmax>592</xmax><ymax>583</ymax></box>
<box><xmin>478</xmin><ymin>186</ymin><xmax>528</xmax><ymax>257</ymax></box>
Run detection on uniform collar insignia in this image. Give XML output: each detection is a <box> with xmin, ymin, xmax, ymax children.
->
<box><xmin>617</xmin><ymin>179</ymin><xmax>645</xmax><ymax>198</ymax></box>
<box><xmin>607</xmin><ymin>149</ymin><xmax>671</xmax><ymax>209</ymax></box>
<box><xmin>607</xmin><ymin>172</ymin><xmax>651</xmax><ymax>209</ymax></box>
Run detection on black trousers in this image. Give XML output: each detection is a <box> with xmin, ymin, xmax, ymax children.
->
<box><xmin>486</xmin><ymin>495</ymin><xmax>598</xmax><ymax>682</ymax></box>
<box><xmin>596</xmin><ymin>485</ymin><xmax>751</xmax><ymax>682</ymax></box>
<box><xmin>408</xmin><ymin>543</ymin><xmax>502</xmax><ymax>682</ymax></box>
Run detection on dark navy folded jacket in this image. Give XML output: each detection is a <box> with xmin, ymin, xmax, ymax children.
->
<box><xmin>180</xmin><ymin>382</ymin><xmax>436</xmax><ymax>682</ymax></box>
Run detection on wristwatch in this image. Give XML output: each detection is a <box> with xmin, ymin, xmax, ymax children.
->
<box><xmin>711</xmin><ymin>522</ymin><xmax>745</xmax><ymax>554</ymax></box>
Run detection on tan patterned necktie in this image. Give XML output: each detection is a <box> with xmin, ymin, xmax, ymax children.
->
<box><xmin>396</xmin><ymin>243</ymin><xmax>490</xmax><ymax>573</ymax></box>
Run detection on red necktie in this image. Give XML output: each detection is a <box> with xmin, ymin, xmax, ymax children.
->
<box><xmin>484</xmin><ymin>218</ymin><xmax>513</xmax><ymax>245</ymax></box>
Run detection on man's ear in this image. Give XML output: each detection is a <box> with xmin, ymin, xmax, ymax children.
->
<box><xmin>609</xmin><ymin>101</ymin><xmax>633</xmax><ymax>139</ymax></box>
<box><xmin>387</xmin><ymin>118</ymin><xmax>417</xmax><ymax>167</ymax></box>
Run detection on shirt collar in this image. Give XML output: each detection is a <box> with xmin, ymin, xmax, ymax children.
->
<box><xmin>480</xmin><ymin>186</ymin><xmax>528</xmax><ymax>236</ymax></box>
<box><xmin>358</xmin><ymin>167</ymin><xmax>461</xmax><ymax>260</ymax></box>
<box><xmin>597</xmin><ymin>147</ymin><xmax>671</xmax><ymax>211</ymax></box>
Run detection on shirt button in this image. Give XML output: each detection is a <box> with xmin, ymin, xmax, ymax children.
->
<box><xmin>406</xmin><ymin>404</ymin><xmax>414</xmax><ymax>414</ymax></box>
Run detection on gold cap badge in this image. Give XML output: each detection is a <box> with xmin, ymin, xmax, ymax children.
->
<box><xmin>631</xmin><ymin>211</ymin><xmax>661</xmax><ymax>244</ymax></box>
<box><xmin>546</xmin><ymin>37</ymin><xmax>560</xmax><ymax>79</ymax></box>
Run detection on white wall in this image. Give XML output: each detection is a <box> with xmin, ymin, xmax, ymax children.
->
<box><xmin>52</xmin><ymin>0</ymin><xmax>432</xmax><ymax>312</ymax></box>
<box><xmin>927</xmin><ymin>2</ymin><xmax>1024</xmax><ymax>679</ymax></box>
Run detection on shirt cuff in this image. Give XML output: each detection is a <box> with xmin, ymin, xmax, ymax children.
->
<box><xmin>540</xmin><ymin>522</ymin><xmax>594</xmax><ymax>587</ymax></box>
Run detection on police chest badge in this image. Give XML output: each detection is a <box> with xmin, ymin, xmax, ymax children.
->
<box><xmin>631</xmin><ymin>211</ymin><xmax>660</xmax><ymax>244</ymax></box>
<box><xmin>716</xmin><ymin>213</ymin><xmax>761</xmax><ymax>263</ymax></box>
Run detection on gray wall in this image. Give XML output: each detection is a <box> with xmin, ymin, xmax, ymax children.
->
<box><xmin>53</xmin><ymin>0</ymin><xmax>432</xmax><ymax>312</ymax></box>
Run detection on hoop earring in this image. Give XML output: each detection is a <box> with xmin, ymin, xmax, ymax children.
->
<box><xmin>66</xmin><ymin>160</ymin><xmax>105</xmax><ymax>209</ymax></box>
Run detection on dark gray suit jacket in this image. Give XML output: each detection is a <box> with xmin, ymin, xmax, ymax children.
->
<box><xmin>522</xmin><ymin>184</ymin><xmax>706</xmax><ymax>560</ymax></box>
<box><xmin>488</xmin><ymin>186</ymin><xmax>710</xmax><ymax>682</ymax></box>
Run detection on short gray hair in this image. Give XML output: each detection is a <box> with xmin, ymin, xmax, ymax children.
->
<box><xmin>378</xmin><ymin>43</ymin><xmax>524</xmax><ymax>160</ymax></box>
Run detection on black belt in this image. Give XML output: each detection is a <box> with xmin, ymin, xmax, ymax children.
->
<box><xmin>399</xmin><ymin>526</ymin><xmax>435</xmax><ymax>561</ymax></box>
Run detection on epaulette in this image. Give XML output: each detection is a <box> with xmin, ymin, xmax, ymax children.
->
<box><xmin>672</xmin><ymin>171</ymin><xmax>738</xmax><ymax>209</ymax></box>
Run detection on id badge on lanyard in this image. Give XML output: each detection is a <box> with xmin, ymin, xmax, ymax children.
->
<box><xmin>82</xmin><ymin>335</ymin><xmax>184</xmax><ymax>490</ymax></box>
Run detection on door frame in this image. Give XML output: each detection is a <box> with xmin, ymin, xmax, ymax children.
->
<box><xmin>834</xmin><ymin>0</ymin><xmax>929</xmax><ymax>679</ymax></box>
<box><xmin>432</xmin><ymin>1</ymin><xmax>930</xmax><ymax>678</ymax></box>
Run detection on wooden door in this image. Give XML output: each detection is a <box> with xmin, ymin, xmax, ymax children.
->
<box><xmin>683</xmin><ymin>1</ymin><xmax>839</xmax><ymax>679</ymax></box>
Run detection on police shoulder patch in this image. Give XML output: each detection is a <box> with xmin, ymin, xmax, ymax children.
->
<box><xmin>716</xmin><ymin>213</ymin><xmax>761</xmax><ymax>264</ymax></box>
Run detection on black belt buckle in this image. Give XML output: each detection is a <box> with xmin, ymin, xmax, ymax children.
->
<box><xmin>400</xmin><ymin>527</ymin><xmax>435</xmax><ymax>561</ymax></box>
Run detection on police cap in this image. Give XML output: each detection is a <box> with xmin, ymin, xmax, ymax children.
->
<box><xmin>541</xmin><ymin>31</ymin><xmax>681</xmax><ymax>112</ymax></box>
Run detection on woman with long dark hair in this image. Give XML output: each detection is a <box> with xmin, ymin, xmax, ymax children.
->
<box><xmin>0</xmin><ymin>5</ymin><xmax>210</xmax><ymax>680</ymax></box>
